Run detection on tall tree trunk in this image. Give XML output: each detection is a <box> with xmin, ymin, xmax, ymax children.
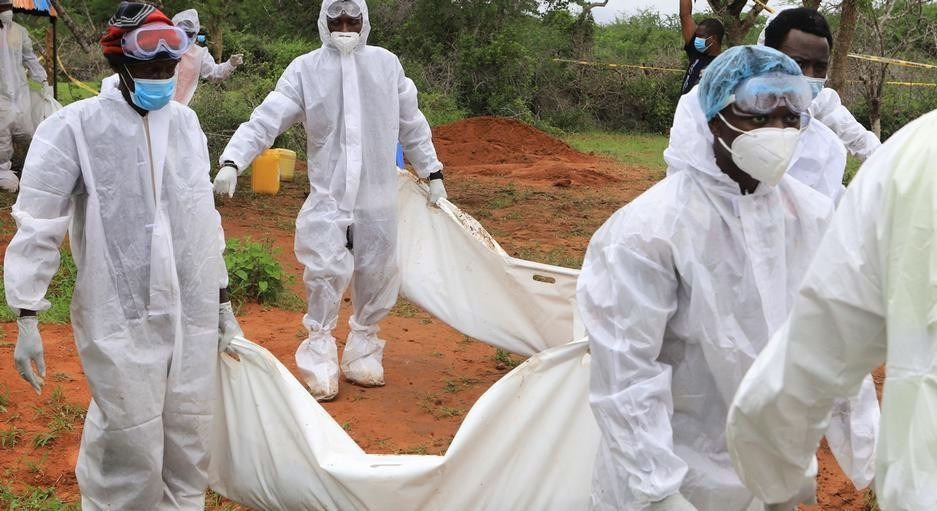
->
<box><xmin>829</xmin><ymin>0</ymin><xmax>860</xmax><ymax>94</ymax></box>
<box><xmin>47</xmin><ymin>0</ymin><xmax>91</xmax><ymax>53</ymax></box>
<box><xmin>870</xmin><ymin>96</ymin><xmax>882</xmax><ymax>138</ymax></box>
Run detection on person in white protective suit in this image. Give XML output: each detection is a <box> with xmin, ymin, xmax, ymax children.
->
<box><xmin>577</xmin><ymin>45</ymin><xmax>880</xmax><ymax>511</ymax></box>
<box><xmin>0</xmin><ymin>0</ymin><xmax>52</xmax><ymax>193</ymax></box>
<box><xmin>727</xmin><ymin>110</ymin><xmax>937</xmax><ymax>511</ymax></box>
<box><xmin>3</xmin><ymin>3</ymin><xmax>242</xmax><ymax>508</ymax></box>
<box><xmin>212</xmin><ymin>0</ymin><xmax>447</xmax><ymax>401</ymax></box>
<box><xmin>170</xmin><ymin>9</ymin><xmax>243</xmax><ymax>106</ymax></box>
<box><xmin>759</xmin><ymin>7</ymin><xmax>881</xmax><ymax>161</ymax></box>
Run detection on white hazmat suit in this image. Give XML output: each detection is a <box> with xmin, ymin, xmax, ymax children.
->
<box><xmin>219</xmin><ymin>0</ymin><xmax>442</xmax><ymax>399</ymax></box>
<box><xmin>0</xmin><ymin>11</ymin><xmax>47</xmax><ymax>191</ymax></box>
<box><xmin>3</xmin><ymin>75</ymin><xmax>226</xmax><ymax>509</ymax></box>
<box><xmin>171</xmin><ymin>9</ymin><xmax>241</xmax><ymax>106</ymax></box>
<box><xmin>667</xmin><ymin>87</ymin><xmax>848</xmax><ymax>202</ymax></box>
<box><xmin>578</xmin><ymin>80</ymin><xmax>879</xmax><ymax>511</ymax></box>
<box><xmin>727</xmin><ymin>109</ymin><xmax>937</xmax><ymax>511</ymax></box>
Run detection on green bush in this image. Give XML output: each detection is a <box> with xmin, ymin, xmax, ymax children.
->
<box><xmin>0</xmin><ymin>250</ymin><xmax>76</xmax><ymax>324</ymax></box>
<box><xmin>224</xmin><ymin>237</ymin><xmax>287</xmax><ymax>308</ymax></box>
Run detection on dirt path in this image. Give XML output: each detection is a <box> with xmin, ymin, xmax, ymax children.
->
<box><xmin>0</xmin><ymin>117</ymin><xmax>872</xmax><ymax>510</ymax></box>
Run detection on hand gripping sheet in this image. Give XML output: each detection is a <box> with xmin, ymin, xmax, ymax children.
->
<box><xmin>209</xmin><ymin>170</ymin><xmax>598</xmax><ymax>510</ymax></box>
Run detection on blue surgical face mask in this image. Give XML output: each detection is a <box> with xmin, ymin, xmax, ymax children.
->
<box><xmin>694</xmin><ymin>36</ymin><xmax>710</xmax><ymax>52</ymax></box>
<box><xmin>196</xmin><ymin>34</ymin><xmax>206</xmax><ymax>44</ymax></box>
<box><xmin>122</xmin><ymin>66</ymin><xmax>176</xmax><ymax>111</ymax></box>
<box><xmin>805</xmin><ymin>76</ymin><xmax>827</xmax><ymax>98</ymax></box>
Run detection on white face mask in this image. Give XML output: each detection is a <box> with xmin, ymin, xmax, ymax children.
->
<box><xmin>0</xmin><ymin>11</ymin><xmax>14</xmax><ymax>26</ymax></box>
<box><xmin>805</xmin><ymin>76</ymin><xmax>827</xmax><ymax>98</ymax></box>
<box><xmin>330</xmin><ymin>31</ymin><xmax>360</xmax><ymax>56</ymax></box>
<box><xmin>717</xmin><ymin>113</ymin><xmax>802</xmax><ymax>187</ymax></box>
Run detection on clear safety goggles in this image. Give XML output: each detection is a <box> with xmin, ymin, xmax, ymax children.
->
<box><xmin>725</xmin><ymin>72</ymin><xmax>813</xmax><ymax>116</ymax></box>
<box><xmin>121</xmin><ymin>24</ymin><xmax>191</xmax><ymax>60</ymax></box>
<box><xmin>326</xmin><ymin>1</ymin><xmax>362</xmax><ymax>20</ymax></box>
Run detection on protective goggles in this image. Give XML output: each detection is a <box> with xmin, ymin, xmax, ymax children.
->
<box><xmin>726</xmin><ymin>72</ymin><xmax>813</xmax><ymax>116</ymax></box>
<box><xmin>326</xmin><ymin>1</ymin><xmax>362</xmax><ymax>20</ymax></box>
<box><xmin>121</xmin><ymin>24</ymin><xmax>191</xmax><ymax>60</ymax></box>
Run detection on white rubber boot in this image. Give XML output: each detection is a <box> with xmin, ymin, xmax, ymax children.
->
<box><xmin>296</xmin><ymin>330</ymin><xmax>340</xmax><ymax>401</ymax></box>
<box><xmin>341</xmin><ymin>317</ymin><xmax>385</xmax><ymax>387</ymax></box>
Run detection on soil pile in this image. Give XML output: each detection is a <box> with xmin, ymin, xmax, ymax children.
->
<box><xmin>432</xmin><ymin>116</ymin><xmax>619</xmax><ymax>187</ymax></box>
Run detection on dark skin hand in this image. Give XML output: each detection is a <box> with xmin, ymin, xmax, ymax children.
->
<box><xmin>779</xmin><ymin>29</ymin><xmax>830</xmax><ymax>79</ymax></box>
<box><xmin>327</xmin><ymin>13</ymin><xmax>363</xmax><ymax>34</ymax></box>
<box><xmin>111</xmin><ymin>58</ymin><xmax>179</xmax><ymax>117</ymax></box>
<box><xmin>709</xmin><ymin>105</ymin><xmax>802</xmax><ymax>195</ymax></box>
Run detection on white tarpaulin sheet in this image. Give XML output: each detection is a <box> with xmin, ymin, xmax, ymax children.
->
<box><xmin>209</xmin><ymin>171</ymin><xmax>598</xmax><ymax>510</ymax></box>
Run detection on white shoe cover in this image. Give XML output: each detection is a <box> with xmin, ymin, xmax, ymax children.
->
<box><xmin>0</xmin><ymin>169</ymin><xmax>19</xmax><ymax>193</ymax></box>
<box><xmin>341</xmin><ymin>317</ymin><xmax>385</xmax><ymax>387</ymax></box>
<box><xmin>296</xmin><ymin>331</ymin><xmax>340</xmax><ymax>401</ymax></box>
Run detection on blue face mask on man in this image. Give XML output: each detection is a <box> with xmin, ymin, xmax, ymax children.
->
<box><xmin>694</xmin><ymin>36</ymin><xmax>711</xmax><ymax>52</ymax></box>
<box><xmin>122</xmin><ymin>65</ymin><xmax>177</xmax><ymax>111</ymax></box>
<box><xmin>196</xmin><ymin>34</ymin><xmax>206</xmax><ymax>44</ymax></box>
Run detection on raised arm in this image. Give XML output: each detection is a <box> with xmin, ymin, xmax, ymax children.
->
<box><xmin>199</xmin><ymin>48</ymin><xmax>235</xmax><ymax>83</ymax></box>
<box><xmin>680</xmin><ymin>0</ymin><xmax>697</xmax><ymax>45</ymax></box>
<box><xmin>219</xmin><ymin>59</ymin><xmax>306</xmax><ymax>171</ymax></box>
<box><xmin>578</xmin><ymin>230</ymin><xmax>686</xmax><ymax>506</ymax></box>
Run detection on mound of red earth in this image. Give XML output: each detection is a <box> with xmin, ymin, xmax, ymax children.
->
<box><xmin>432</xmin><ymin>116</ymin><xmax>619</xmax><ymax>187</ymax></box>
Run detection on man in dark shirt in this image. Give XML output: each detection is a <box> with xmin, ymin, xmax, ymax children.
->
<box><xmin>679</xmin><ymin>0</ymin><xmax>724</xmax><ymax>94</ymax></box>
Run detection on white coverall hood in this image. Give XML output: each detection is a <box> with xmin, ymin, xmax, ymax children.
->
<box><xmin>727</xmin><ymin>109</ymin><xmax>937</xmax><ymax>511</ymax></box>
<box><xmin>172</xmin><ymin>9</ymin><xmax>200</xmax><ymax>35</ymax></box>
<box><xmin>4</xmin><ymin>82</ymin><xmax>227</xmax><ymax>508</ymax></box>
<box><xmin>579</xmin><ymin>97</ymin><xmax>879</xmax><ymax>510</ymax></box>
<box><xmin>318</xmin><ymin>0</ymin><xmax>371</xmax><ymax>50</ymax></box>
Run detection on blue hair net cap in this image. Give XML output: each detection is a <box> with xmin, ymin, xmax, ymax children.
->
<box><xmin>697</xmin><ymin>45</ymin><xmax>803</xmax><ymax>120</ymax></box>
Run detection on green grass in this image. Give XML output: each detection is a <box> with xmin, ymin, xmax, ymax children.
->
<box><xmin>564</xmin><ymin>132</ymin><xmax>668</xmax><ymax>174</ymax></box>
<box><xmin>844</xmin><ymin>156</ymin><xmax>862</xmax><ymax>186</ymax></box>
<box><xmin>56</xmin><ymin>80</ymin><xmax>101</xmax><ymax>107</ymax></box>
<box><xmin>0</xmin><ymin>483</ymin><xmax>76</xmax><ymax>510</ymax></box>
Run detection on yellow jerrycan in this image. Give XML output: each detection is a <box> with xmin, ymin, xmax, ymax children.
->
<box><xmin>251</xmin><ymin>150</ymin><xmax>281</xmax><ymax>195</ymax></box>
<box><xmin>275</xmin><ymin>148</ymin><xmax>297</xmax><ymax>182</ymax></box>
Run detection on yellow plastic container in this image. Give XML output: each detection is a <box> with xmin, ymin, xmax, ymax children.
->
<box><xmin>250</xmin><ymin>150</ymin><xmax>281</xmax><ymax>195</ymax></box>
<box><xmin>275</xmin><ymin>148</ymin><xmax>297</xmax><ymax>182</ymax></box>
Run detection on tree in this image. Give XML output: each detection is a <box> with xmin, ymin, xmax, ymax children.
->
<box><xmin>851</xmin><ymin>0</ymin><xmax>937</xmax><ymax>136</ymax></box>
<box><xmin>707</xmin><ymin>0</ymin><xmax>770</xmax><ymax>45</ymax></box>
<box><xmin>828</xmin><ymin>0</ymin><xmax>863</xmax><ymax>94</ymax></box>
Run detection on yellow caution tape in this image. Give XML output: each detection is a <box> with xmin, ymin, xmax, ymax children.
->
<box><xmin>848</xmin><ymin>53</ymin><xmax>937</xmax><ymax>70</ymax></box>
<box><xmin>552</xmin><ymin>58</ymin><xmax>683</xmax><ymax>73</ymax></box>
<box><xmin>884</xmin><ymin>81</ymin><xmax>937</xmax><ymax>87</ymax></box>
<box><xmin>56</xmin><ymin>55</ymin><xmax>100</xmax><ymax>95</ymax></box>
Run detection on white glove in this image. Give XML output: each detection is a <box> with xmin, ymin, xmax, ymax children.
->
<box><xmin>14</xmin><ymin>316</ymin><xmax>45</xmax><ymax>395</ymax></box>
<box><xmin>42</xmin><ymin>84</ymin><xmax>54</xmax><ymax>100</ymax></box>
<box><xmin>218</xmin><ymin>302</ymin><xmax>243</xmax><ymax>354</ymax></box>
<box><xmin>763</xmin><ymin>478</ymin><xmax>817</xmax><ymax>511</ymax></box>
<box><xmin>647</xmin><ymin>494</ymin><xmax>698</xmax><ymax>511</ymax></box>
<box><xmin>229</xmin><ymin>54</ymin><xmax>244</xmax><ymax>67</ymax></box>
<box><xmin>428</xmin><ymin>179</ymin><xmax>447</xmax><ymax>206</ymax></box>
<box><xmin>213</xmin><ymin>164</ymin><xmax>238</xmax><ymax>198</ymax></box>
<box><xmin>0</xmin><ymin>169</ymin><xmax>19</xmax><ymax>193</ymax></box>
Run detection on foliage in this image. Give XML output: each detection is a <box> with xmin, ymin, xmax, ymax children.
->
<box><xmin>224</xmin><ymin>237</ymin><xmax>287</xmax><ymax>308</ymax></box>
<box><xmin>0</xmin><ymin>250</ymin><xmax>77</xmax><ymax>324</ymax></box>
<box><xmin>0</xmin><ymin>484</ymin><xmax>76</xmax><ymax>510</ymax></box>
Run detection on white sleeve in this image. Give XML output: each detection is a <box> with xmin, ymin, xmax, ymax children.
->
<box><xmin>823</xmin><ymin>375</ymin><xmax>879</xmax><ymax>489</ymax></box>
<box><xmin>219</xmin><ymin>60</ymin><xmax>305</xmax><ymax>171</ymax></box>
<box><xmin>396</xmin><ymin>58</ymin><xmax>442</xmax><ymax>178</ymax></box>
<box><xmin>21</xmin><ymin>28</ymin><xmax>48</xmax><ymax>84</ymax></box>
<box><xmin>4</xmin><ymin>111</ymin><xmax>79</xmax><ymax>312</ymax></box>
<box><xmin>578</xmin><ymin>231</ymin><xmax>686</xmax><ymax>504</ymax></box>
<box><xmin>813</xmin><ymin>89</ymin><xmax>881</xmax><ymax>162</ymax></box>
<box><xmin>199</xmin><ymin>48</ymin><xmax>235</xmax><ymax>83</ymax></box>
<box><xmin>727</xmin><ymin>146</ymin><xmax>889</xmax><ymax>504</ymax></box>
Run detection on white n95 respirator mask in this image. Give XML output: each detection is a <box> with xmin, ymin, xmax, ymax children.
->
<box><xmin>330</xmin><ymin>32</ymin><xmax>360</xmax><ymax>56</ymax></box>
<box><xmin>717</xmin><ymin>113</ymin><xmax>802</xmax><ymax>187</ymax></box>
